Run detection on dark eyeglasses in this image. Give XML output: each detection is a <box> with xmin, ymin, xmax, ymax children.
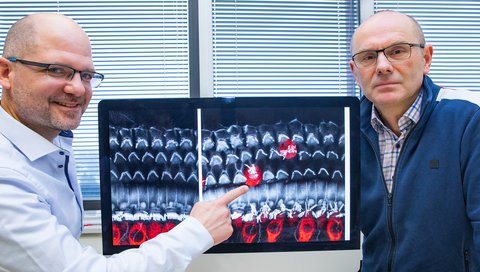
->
<box><xmin>351</xmin><ymin>43</ymin><xmax>425</xmax><ymax>68</ymax></box>
<box><xmin>7</xmin><ymin>57</ymin><xmax>104</xmax><ymax>88</ymax></box>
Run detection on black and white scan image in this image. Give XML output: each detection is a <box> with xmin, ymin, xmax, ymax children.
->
<box><xmin>108</xmin><ymin>108</ymin><xmax>199</xmax><ymax>246</ymax></box>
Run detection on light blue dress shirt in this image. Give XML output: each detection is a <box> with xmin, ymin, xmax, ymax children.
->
<box><xmin>0</xmin><ymin>106</ymin><xmax>213</xmax><ymax>272</ymax></box>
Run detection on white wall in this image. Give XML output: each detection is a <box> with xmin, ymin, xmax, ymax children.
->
<box><xmin>80</xmin><ymin>233</ymin><xmax>361</xmax><ymax>272</ymax></box>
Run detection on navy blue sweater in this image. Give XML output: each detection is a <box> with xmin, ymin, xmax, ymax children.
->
<box><xmin>360</xmin><ymin>76</ymin><xmax>480</xmax><ymax>271</ymax></box>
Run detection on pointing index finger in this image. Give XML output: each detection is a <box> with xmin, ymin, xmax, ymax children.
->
<box><xmin>215</xmin><ymin>185</ymin><xmax>249</xmax><ymax>205</ymax></box>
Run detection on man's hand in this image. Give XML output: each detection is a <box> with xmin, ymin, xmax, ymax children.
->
<box><xmin>190</xmin><ymin>185</ymin><xmax>249</xmax><ymax>245</ymax></box>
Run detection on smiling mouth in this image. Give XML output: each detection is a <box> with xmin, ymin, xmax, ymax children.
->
<box><xmin>56</xmin><ymin>101</ymin><xmax>81</xmax><ymax>108</ymax></box>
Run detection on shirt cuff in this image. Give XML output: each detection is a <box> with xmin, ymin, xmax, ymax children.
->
<box><xmin>168</xmin><ymin>216</ymin><xmax>214</xmax><ymax>258</ymax></box>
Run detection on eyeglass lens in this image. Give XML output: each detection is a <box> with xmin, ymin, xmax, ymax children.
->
<box><xmin>46</xmin><ymin>64</ymin><xmax>103</xmax><ymax>88</ymax></box>
<box><xmin>353</xmin><ymin>43</ymin><xmax>415</xmax><ymax>67</ymax></box>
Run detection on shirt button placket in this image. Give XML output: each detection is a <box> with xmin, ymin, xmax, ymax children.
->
<box><xmin>58</xmin><ymin>151</ymin><xmax>65</xmax><ymax>169</ymax></box>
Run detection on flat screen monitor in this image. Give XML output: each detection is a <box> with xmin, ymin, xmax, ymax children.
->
<box><xmin>98</xmin><ymin>97</ymin><xmax>360</xmax><ymax>255</ymax></box>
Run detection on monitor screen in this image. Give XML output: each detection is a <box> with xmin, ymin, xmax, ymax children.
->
<box><xmin>98</xmin><ymin>97</ymin><xmax>360</xmax><ymax>254</ymax></box>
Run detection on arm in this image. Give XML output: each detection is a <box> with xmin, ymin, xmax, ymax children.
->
<box><xmin>461</xmin><ymin>108</ymin><xmax>480</xmax><ymax>251</ymax></box>
<box><xmin>0</xmin><ymin>169</ymin><xmax>247</xmax><ymax>272</ymax></box>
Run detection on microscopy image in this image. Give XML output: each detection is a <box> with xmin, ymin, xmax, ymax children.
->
<box><xmin>99</xmin><ymin>97</ymin><xmax>359</xmax><ymax>254</ymax></box>
<box><xmin>200</xmin><ymin>107</ymin><xmax>347</xmax><ymax>244</ymax></box>
<box><xmin>108</xmin><ymin>108</ymin><xmax>199</xmax><ymax>246</ymax></box>
<box><xmin>107</xmin><ymin>105</ymin><xmax>348</xmax><ymax>246</ymax></box>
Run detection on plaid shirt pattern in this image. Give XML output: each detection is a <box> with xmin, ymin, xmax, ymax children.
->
<box><xmin>371</xmin><ymin>91</ymin><xmax>423</xmax><ymax>193</ymax></box>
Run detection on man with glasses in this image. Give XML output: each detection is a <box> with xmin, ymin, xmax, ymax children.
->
<box><xmin>0</xmin><ymin>13</ymin><xmax>248</xmax><ymax>271</ymax></box>
<box><xmin>349</xmin><ymin>10</ymin><xmax>480</xmax><ymax>271</ymax></box>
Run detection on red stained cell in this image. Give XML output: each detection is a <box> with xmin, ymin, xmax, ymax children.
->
<box><xmin>326</xmin><ymin>215</ymin><xmax>344</xmax><ymax>241</ymax></box>
<box><xmin>266</xmin><ymin>217</ymin><xmax>285</xmax><ymax>243</ymax></box>
<box><xmin>297</xmin><ymin>215</ymin><xmax>315</xmax><ymax>242</ymax></box>
<box><xmin>278</xmin><ymin>139</ymin><xmax>297</xmax><ymax>159</ymax></box>
<box><xmin>128</xmin><ymin>222</ymin><xmax>147</xmax><ymax>245</ymax></box>
<box><xmin>241</xmin><ymin>221</ymin><xmax>258</xmax><ymax>243</ymax></box>
<box><xmin>244</xmin><ymin>164</ymin><xmax>262</xmax><ymax>187</ymax></box>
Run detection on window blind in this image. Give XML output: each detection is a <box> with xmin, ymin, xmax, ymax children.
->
<box><xmin>373</xmin><ymin>0</ymin><xmax>480</xmax><ymax>92</ymax></box>
<box><xmin>0</xmin><ymin>0</ymin><xmax>191</xmax><ymax>199</ymax></box>
<box><xmin>211</xmin><ymin>0</ymin><xmax>359</xmax><ymax>97</ymax></box>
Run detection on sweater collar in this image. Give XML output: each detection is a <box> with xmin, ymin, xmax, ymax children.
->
<box><xmin>361</xmin><ymin>75</ymin><xmax>440</xmax><ymax>133</ymax></box>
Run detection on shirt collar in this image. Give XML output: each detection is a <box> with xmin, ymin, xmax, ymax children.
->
<box><xmin>0</xmin><ymin>106</ymin><xmax>73</xmax><ymax>161</ymax></box>
<box><xmin>371</xmin><ymin>90</ymin><xmax>424</xmax><ymax>134</ymax></box>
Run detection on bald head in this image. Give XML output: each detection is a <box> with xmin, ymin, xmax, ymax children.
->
<box><xmin>351</xmin><ymin>10</ymin><xmax>425</xmax><ymax>53</ymax></box>
<box><xmin>348</xmin><ymin>10</ymin><xmax>433</xmax><ymax>127</ymax></box>
<box><xmin>3</xmin><ymin>13</ymin><xmax>91</xmax><ymax>59</ymax></box>
<box><xmin>0</xmin><ymin>13</ymin><xmax>95</xmax><ymax>141</ymax></box>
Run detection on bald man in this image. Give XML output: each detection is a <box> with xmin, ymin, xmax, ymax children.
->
<box><xmin>349</xmin><ymin>10</ymin><xmax>480</xmax><ymax>271</ymax></box>
<box><xmin>0</xmin><ymin>13</ymin><xmax>248</xmax><ymax>272</ymax></box>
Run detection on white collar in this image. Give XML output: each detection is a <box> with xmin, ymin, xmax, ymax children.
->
<box><xmin>0</xmin><ymin>106</ymin><xmax>72</xmax><ymax>161</ymax></box>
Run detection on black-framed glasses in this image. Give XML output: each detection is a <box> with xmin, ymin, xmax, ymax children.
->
<box><xmin>7</xmin><ymin>57</ymin><xmax>104</xmax><ymax>88</ymax></box>
<box><xmin>351</xmin><ymin>43</ymin><xmax>425</xmax><ymax>68</ymax></box>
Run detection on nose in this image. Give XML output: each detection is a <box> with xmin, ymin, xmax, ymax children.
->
<box><xmin>375</xmin><ymin>52</ymin><xmax>393</xmax><ymax>74</ymax></box>
<box><xmin>64</xmin><ymin>72</ymin><xmax>88</xmax><ymax>96</ymax></box>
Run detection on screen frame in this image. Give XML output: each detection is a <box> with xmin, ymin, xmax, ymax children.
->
<box><xmin>99</xmin><ymin>96</ymin><xmax>360</xmax><ymax>255</ymax></box>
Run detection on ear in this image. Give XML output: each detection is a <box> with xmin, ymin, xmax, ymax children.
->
<box><xmin>0</xmin><ymin>57</ymin><xmax>13</xmax><ymax>91</ymax></box>
<box><xmin>349</xmin><ymin>59</ymin><xmax>360</xmax><ymax>86</ymax></box>
<box><xmin>422</xmin><ymin>44</ymin><xmax>433</xmax><ymax>75</ymax></box>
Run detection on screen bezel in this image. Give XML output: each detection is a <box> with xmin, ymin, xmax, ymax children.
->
<box><xmin>98</xmin><ymin>96</ymin><xmax>360</xmax><ymax>255</ymax></box>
